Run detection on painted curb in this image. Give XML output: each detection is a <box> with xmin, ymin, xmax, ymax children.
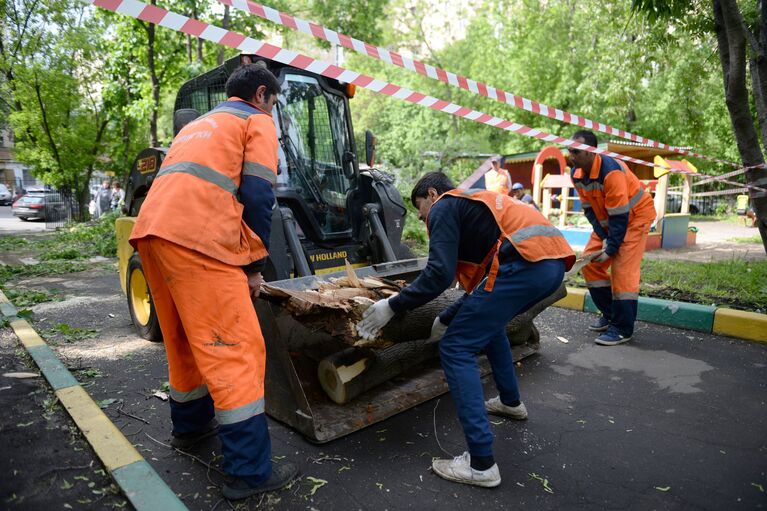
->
<box><xmin>0</xmin><ymin>290</ymin><xmax>188</xmax><ymax>511</ymax></box>
<box><xmin>564</xmin><ymin>286</ymin><xmax>767</xmax><ymax>342</ymax></box>
<box><xmin>553</xmin><ymin>287</ymin><xmax>586</xmax><ymax>311</ymax></box>
<box><xmin>713</xmin><ymin>308</ymin><xmax>767</xmax><ymax>343</ymax></box>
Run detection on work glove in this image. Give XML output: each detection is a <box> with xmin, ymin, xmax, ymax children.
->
<box><xmin>247</xmin><ymin>271</ymin><xmax>264</xmax><ymax>299</ymax></box>
<box><xmin>593</xmin><ymin>251</ymin><xmax>611</xmax><ymax>263</ymax></box>
<box><xmin>356</xmin><ymin>299</ymin><xmax>395</xmax><ymax>340</ymax></box>
<box><xmin>428</xmin><ymin>316</ymin><xmax>448</xmax><ymax>342</ymax></box>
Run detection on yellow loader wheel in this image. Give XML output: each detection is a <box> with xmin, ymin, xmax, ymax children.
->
<box><xmin>127</xmin><ymin>253</ymin><xmax>163</xmax><ymax>342</ymax></box>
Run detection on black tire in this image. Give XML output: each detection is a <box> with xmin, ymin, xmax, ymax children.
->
<box><xmin>126</xmin><ymin>253</ymin><xmax>163</xmax><ymax>342</ymax></box>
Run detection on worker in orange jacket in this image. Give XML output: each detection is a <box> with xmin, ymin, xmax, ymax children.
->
<box><xmin>485</xmin><ymin>157</ymin><xmax>512</xmax><ymax>195</ymax></box>
<box><xmin>357</xmin><ymin>172</ymin><xmax>574</xmax><ymax>488</ymax></box>
<box><xmin>129</xmin><ymin>62</ymin><xmax>298</xmax><ymax>500</ymax></box>
<box><xmin>568</xmin><ymin>130</ymin><xmax>656</xmax><ymax>346</ymax></box>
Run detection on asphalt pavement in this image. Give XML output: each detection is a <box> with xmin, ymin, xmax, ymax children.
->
<box><xmin>1</xmin><ymin>263</ymin><xmax>765</xmax><ymax>510</ymax></box>
<box><xmin>0</xmin><ymin>205</ymin><xmax>48</xmax><ymax>233</ymax></box>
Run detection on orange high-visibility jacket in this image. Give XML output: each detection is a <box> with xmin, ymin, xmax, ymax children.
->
<box><xmin>485</xmin><ymin>167</ymin><xmax>511</xmax><ymax>196</ymax></box>
<box><xmin>571</xmin><ymin>155</ymin><xmax>655</xmax><ymax>255</ymax></box>
<box><xmin>435</xmin><ymin>189</ymin><xmax>575</xmax><ymax>292</ymax></box>
<box><xmin>130</xmin><ymin>98</ymin><xmax>278</xmax><ymax>266</ymax></box>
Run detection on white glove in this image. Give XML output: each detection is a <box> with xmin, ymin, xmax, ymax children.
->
<box><xmin>429</xmin><ymin>316</ymin><xmax>448</xmax><ymax>342</ymax></box>
<box><xmin>356</xmin><ymin>299</ymin><xmax>395</xmax><ymax>340</ymax></box>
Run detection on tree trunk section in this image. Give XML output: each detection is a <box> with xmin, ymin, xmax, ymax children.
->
<box><xmin>217</xmin><ymin>5</ymin><xmax>230</xmax><ymax>66</ymax></box>
<box><xmin>317</xmin><ymin>283</ymin><xmax>566</xmax><ymax>403</ymax></box>
<box><xmin>147</xmin><ymin>0</ymin><xmax>159</xmax><ymax>147</ymax></box>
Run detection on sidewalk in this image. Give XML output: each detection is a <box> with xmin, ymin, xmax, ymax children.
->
<box><xmin>645</xmin><ymin>218</ymin><xmax>765</xmax><ymax>263</ymax></box>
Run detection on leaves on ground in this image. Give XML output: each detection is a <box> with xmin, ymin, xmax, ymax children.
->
<box><xmin>98</xmin><ymin>398</ymin><xmax>117</xmax><ymax>409</ymax></box>
<box><xmin>528</xmin><ymin>472</ymin><xmax>554</xmax><ymax>494</ymax></box>
<box><xmin>45</xmin><ymin>323</ymin><xmax>99</xmax><ymax>342</ymax></box>
<box><xmin>305</xmin><ymin>476</ymin><xmax>328</xmax><ymax>497</ymax></box>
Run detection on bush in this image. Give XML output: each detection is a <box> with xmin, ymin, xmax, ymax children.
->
<box><xmin>39</xmin><ymin>210</ymin><xmax>119</xmax><ymax>260</ymax></box>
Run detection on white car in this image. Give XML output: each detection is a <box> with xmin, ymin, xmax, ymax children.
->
<box><xmin>0</xmin><ymin>184</ymin><xmax>12</xmax><ymax>205</ymax></box>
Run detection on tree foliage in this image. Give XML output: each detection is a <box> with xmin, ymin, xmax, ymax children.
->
<box><xmin>632</xmin><ymin>0</ymin><xmax>767</xmax><ymax>251</ymax></box>
<box><xmin>0</xmin><ymin>0</ymin><xmax>758</xmax><ymax>239</ymax></box>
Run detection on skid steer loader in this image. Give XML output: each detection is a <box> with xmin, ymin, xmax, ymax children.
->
<box><xmin>115</xmin><ymin>54</ymin><xmax>554</xmax><ymax>443</ymax></box>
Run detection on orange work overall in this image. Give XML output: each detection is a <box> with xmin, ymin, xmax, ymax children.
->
<box><xmin>130</xmin><ymin>98</ymin><xmax>278</xmax><ymax>485</ymax></box>
<box><xmin>572</xmin><ymin>155</ymin><xmax>656</xmax><ymax>336</ymax></box>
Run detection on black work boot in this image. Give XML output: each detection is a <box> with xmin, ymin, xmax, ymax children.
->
<box><xmin>222</xmin><ymin>462</ymin><xmax>300</xmax><ymax>500</ymax></box>
<box><xmin>170</xmin><ymin>419</ymin><xmax>219</xmax><ymax>449</ymax></box>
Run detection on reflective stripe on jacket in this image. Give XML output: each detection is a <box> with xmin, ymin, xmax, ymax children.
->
<box><xmin>129</xmin><ymin>98</ymin><xmax>278</xmax><ymax>266</ymax></box>
<box><xmin>432</xmin><ymin>189</ymin><xmax>575</xmax><ymax>292</ymax></box>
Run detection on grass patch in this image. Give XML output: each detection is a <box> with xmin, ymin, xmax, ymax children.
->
<box><xmin>729</xmin><ymin>235</ymin><xmax>762</xmax><ymax>244</ymax></box>
<box><xmin>38</xmin><ymin>211</ymin><xmax>119</xmax><ymax>261</ymax></box>
<box><xmin>569</xmin><ymin>259</ymin><xmax>767</xmax><ymax>313</ymax></box>
<box><xmin>0</xmin><ymin>236</ymin><xmax>30</xmax><ymax>250</ymax></box>
<box><xmin>0</xmin><ymin>260</ymin><xmax>89</xmax><ymax>287</ymax></box>
<box><xmin>690</xmin><ymin>213</ymin><xmax>745</xmax><ymax>225</ymax></box>
<box><xmin>3</xmin><ymin>288</ymin><xmax>63</xmax><ymax>307</ymax></box>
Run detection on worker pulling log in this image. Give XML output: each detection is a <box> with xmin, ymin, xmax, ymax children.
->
<box><xmin>356</xmin><ymin>172</ymin><xmax>575</xmax><ymax>488</ymax></box>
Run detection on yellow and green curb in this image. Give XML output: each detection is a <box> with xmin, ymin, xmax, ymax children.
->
<box><xmin>0</xmin><ymin>290</ymin><xmax>188</xmax><ymax>511</ymax></box>
<box><xmin>555</xmin><ymin>287</ymin><xmax>767</xmax><ymax>343</ymax></box>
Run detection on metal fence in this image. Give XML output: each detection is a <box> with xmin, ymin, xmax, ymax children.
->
<box><xmin>43</xmin><ymin>190</ymin><xmax>82</xmax><ymax>229</ymax></box>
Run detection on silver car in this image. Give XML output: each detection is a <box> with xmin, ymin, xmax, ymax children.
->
<box><xmin>0</xmin><ymin>184</ymin><xmax>12</xmax><ymax>205</ymax></box>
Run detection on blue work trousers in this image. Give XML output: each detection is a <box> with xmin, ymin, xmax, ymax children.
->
<box><xmin>440</xmin><ymin>257</ymin><xmax>565</xmax><ymax>457</ymax></box>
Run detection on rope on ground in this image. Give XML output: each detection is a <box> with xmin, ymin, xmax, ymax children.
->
<box><xmin>432</xmin><ymin>399</ymin><xmax>454</xmax><ymax>457</ymax></box>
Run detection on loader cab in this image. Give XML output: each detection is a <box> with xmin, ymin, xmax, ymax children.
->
<box><xmin>273</xmin><ymin>70</ymin><xmax>357</xmax><ymax>241</ymax></box>
<box><xmin>172</xmin><ymin>55</ymin><xmax>358</xmax><ymax>242</ymax></box>
<box><xmin>124</xmin><ymin>54</ymin><xmax>409</xmax><ymax>283</ymax></box>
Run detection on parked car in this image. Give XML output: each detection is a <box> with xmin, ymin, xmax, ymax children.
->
<box><xmin>0</xmin><ymin>184</ymin><xmax>12</xmax><ymax>206</ymax></box>
<box><xmin>666</xmin><ymin>193</ymin><xmax>726</xmax><ymax>215</ymax></box>
<box><xmin>11</xmin><ymin>192</ymin><xmax>68</xmax><ymax>222</ymax></box>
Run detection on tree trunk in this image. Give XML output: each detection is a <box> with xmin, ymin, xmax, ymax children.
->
<box><xmin>146</xmin><ymin>0</ymin><xmax>159</xmax><ymax>147</ymax></box>
<box><xmin>714</xmin><ymin>0</ymin><xmax>767</xmax><ymax>252</ymax></box>
<box><xmin>217</xmin><ymin>5</ymin><xmax>230</xmax><ymax>66</ymax></box>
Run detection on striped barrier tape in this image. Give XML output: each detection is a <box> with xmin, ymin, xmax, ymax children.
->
<box><xmin>219</xmin><ymin>0</ymin><xmax>747</xmax><ymax>171</ymax></box>
<box><xmin>90</xmin><ymin>0</ymin><xmax>767</xmax><ymax>194</ymax></box>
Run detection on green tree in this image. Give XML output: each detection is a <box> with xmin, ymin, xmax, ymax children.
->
<box><xmin>1</xmin><ymin>1</ymin><xmax>110</xmax><ymax>214</ymax></box>
<box><xmin>633</xmin><ymin>0</ymin><xmax>767</xmax><ymax>252</ymax></box>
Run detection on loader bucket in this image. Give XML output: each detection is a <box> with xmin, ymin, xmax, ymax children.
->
<box><xmin>257</xmin><ymin>257</ymin><xmax>566</xmax><ymax>443</ymax></box>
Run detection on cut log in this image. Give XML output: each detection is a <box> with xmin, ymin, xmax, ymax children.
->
<box><xmin>318</xmin><ymin>339</ymin><xmax>439</xmax><ymax>404</ymax></box>
<box><xmin>317</xmin><ymin>283</ymin><xmax>568</xmax><ymax>403</ymax></box>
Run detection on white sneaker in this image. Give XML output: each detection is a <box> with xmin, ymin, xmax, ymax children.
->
<box><xmin>485</xmin><ymin>396</ymin><xmax>528</xmax><ymax>420</ymax></box>
<box><xmin>432</xmin><ymin>452</ymin><xmax>501</xmax><ymax>488</ymax></box>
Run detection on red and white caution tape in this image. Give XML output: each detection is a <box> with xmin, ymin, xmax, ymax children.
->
<box><xmin>90</xmin><ymin>0</ymin><xmax>767</xmax><ymax>194</ymax></box>
<box><xmin>219</xmin><ymin>0</ymin><xmax>744</xmax><ymax>170</ymax></box>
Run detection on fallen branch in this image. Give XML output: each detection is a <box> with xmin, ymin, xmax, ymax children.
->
<box><xmin>144</xmin><ymin>433</ymin><xmax>226</xmax><ymax>479</ymax></box>
<box><xmin>117</xmin><ymin>402</ymin><xmax>150</xmax><ymax>424</ymax></box>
